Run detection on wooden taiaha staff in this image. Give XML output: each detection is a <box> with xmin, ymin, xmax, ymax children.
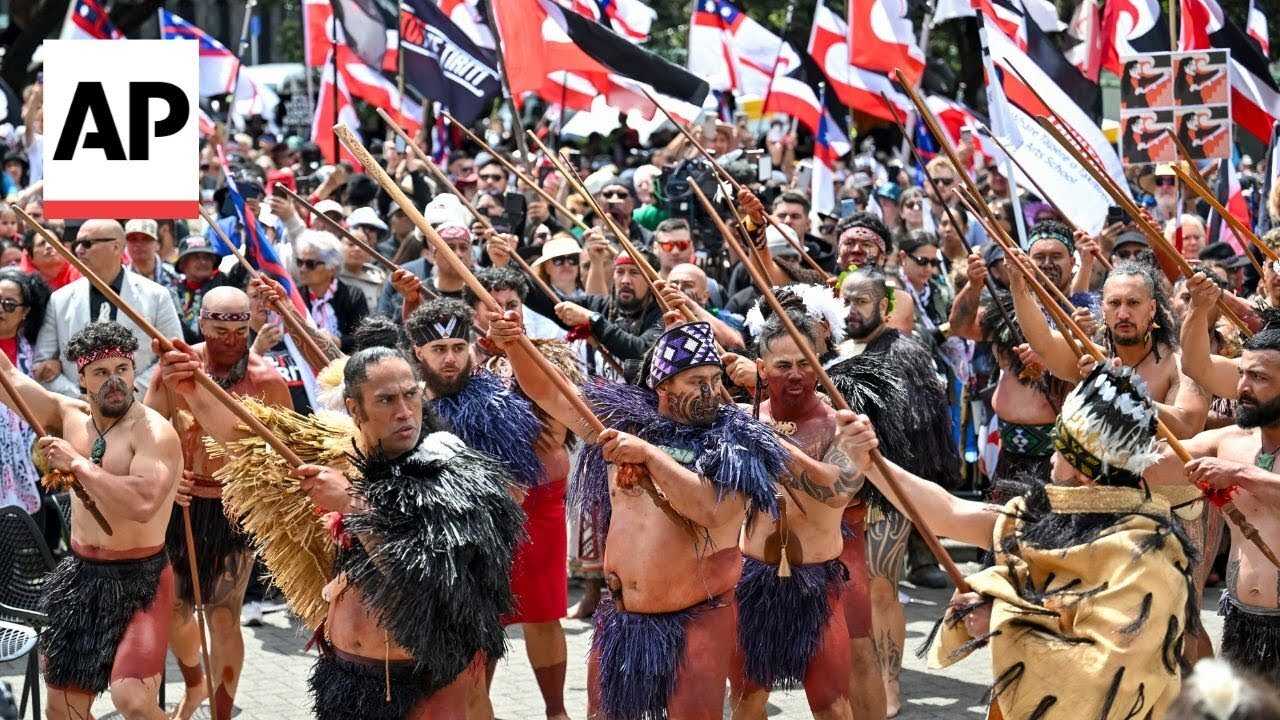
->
<box><xmin>12</xmin><ymin>207</ymin><xmax>308</xmax><ymax>470</ymax></box>
<box><xmin>877</xmin><ymin>91</ymin><xmax>1027</xmax><ymax>344</ymax></box>
<box><xmin>1169</xmin><ymin>164</ymin><xmax>1280</xmax><ymax>264</ymax></box>
<box><xmin>1172</xmin><ymin>128</ymin><xmax>1269</xmax><ymax>274</ymax></box>
<box><xmin>162</xmin><ymin>382</ymin><xmax>220</xmax><ymax>720</ymax></box>
<box><xmin>377</xmin><ymin>111</ymin><xmax>627</xmax><ymax>377</ymax></box>
<box><xmin>440</xmin><ymin>111</ymin><xmax>592</xmax><ymax>233</ymax></box>
<box><xmin>334</xmin><ymin>123</ymin><xmax>609</xmax><ymax>440</ymax></box>
<box><xmin>0</xmin><ymin>358</ymin><xmax>113</xmax><ymax>536</ymax></box>
<box><xmin>197</xmin><ymin>207</ymin><xmax>333</xmax><ymax>371</ymax></box>
<box><xmin>1035</xmin><ymin>117</ymin><xmax>1253</xmax><ymax>338</ymax></box>
<box><xmin>958</xmin><ymin>195</ymin><xmax>1280</xmax><ymax>569</ymax></box>
<box><xmin>272</xmin><ymin>183</ymin><xmax>440</xmax><ymax>302</ymax></box>
<box><xmin>639</xmin><ymin>89</ymin><xmax>830</xmax><ymax>277</ymax></box>
<box><xmin>693</xmin><ymin>181</ymin><xmax>971</xmax><ymax>590</ymax></box>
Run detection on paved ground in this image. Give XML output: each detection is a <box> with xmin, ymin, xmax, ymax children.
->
<box><xmin>1</xmin><ymin>562</ymin><xmax>1228</xmax><ymax>719</ymax></box>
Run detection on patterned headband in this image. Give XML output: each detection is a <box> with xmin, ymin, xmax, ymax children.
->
<box><xmin>200</xmin><ymin>310</ymin><xmax>251</xmax><ymax>322</ymax></box>
<box><xmin>1030</xmin><ymin>227</ymin><xmax>1075</xmax><ymax>255</ymax></box>
<box><xmin>408</xmin><ymin>314</ymin><xmax>471</xmax><ymax>346</ymax></box>
<box><xmin>648</xmin><ymin>322</ymin><xmax>721</xmax><ymax>389</ymax></box>
<box><xmin>75</xmin><ymin>346</ymin><xmax>135</xmax><ymax>370</ymax></box>
<box><xmin>839</xmin><ymin>226</ymin><xmax>886</xmax><ymax>253</ymax></box>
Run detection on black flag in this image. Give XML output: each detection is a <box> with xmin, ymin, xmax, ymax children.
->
<box><xmin>398</xmin><ymin>0</ymin><xmax>501</xmax><ymax>124</ymax></box>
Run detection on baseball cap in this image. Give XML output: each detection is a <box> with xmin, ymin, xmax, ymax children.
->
<box><xmin>124</xmin><ymin>219</ymin><xmax>158</xmax><ymax>243</ymax></box>
<box><xmin>177</xmin><ymin>235</ymin><xmax>219</xmax><ymax>262</ymax></box>
<box><xmin>766</xmin><ymin>223</ymin><xmax>801</xmax><ymax>257</ymax></box>
<box><xmin>981</xmin><ymin>242</ymin><xmax>1005</xmax><ymax>267</ymax></box>
<box><xmin>1113</xmin><ymin>231</ymin><xmax>1148</xmax><ymax>251</ymax></box>
<box><xmin>346</xmin><ymin>206</ymin><xmax>388</xmax><ymax>232</ymax></box>
<box><xmin>314</xmin><ymin>199</ymin><xmax>344</xmax><ymax>218</ymax></box>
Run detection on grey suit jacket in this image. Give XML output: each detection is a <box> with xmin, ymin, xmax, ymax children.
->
<box><xmin>35</xmin><ymin>269</ymin><xmax>184</xmax><ymax>397</ymax></box>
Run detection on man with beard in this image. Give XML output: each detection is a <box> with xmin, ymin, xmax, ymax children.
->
<box><xmin>486</xmin><ymin>315</ymin><xmax>785</xmax><ymax>718</ymax></box>
<box><xmin>143</xmin><ymin>286</ymin><xmax>292</xmax><ymax>720</ymax></box>
<box><xmin>156</xmin><ymin>343</ymin><xmax>523</xmax><ymax>718</ymax></box>
<box><xmin>1147</xmin><ymin>324</ymin><xmax>1280</xmax><ymax>692</ymax></box>
<box><xmin>1011</xmin><ymin>257</ymin><xmax>1218</xmax><ymax>659</ymax></box>
<box><xmin>833</xmin><ymin>213</ymin><xmax>914</xmax><ymax>333</ymax></box>
<box><xmin>405</xmin><ymin>297</ymin><xmax>570</xmax><ymax>720</ymax></box>
<box><xmin>728</xmin><ymin>310</ymin><xmax>900</xmax><ymax>720</ymax></box>
<box><xmin>0</xmin><ymin>321</ymin><xmax>182</xmax><ymax>720</ymax></box>
<box><xmin>829</xmin><ymin>267</ymin><xmax>959</xmax><ymax>717</ymax></box>
<box><xmin>526</xmin><ymin>250</ymin><xmax>664</xmax><ymax>362</ymax></box>
<box><xmin>1009</xmin><ymin>258</ymin><xmax>1209</xmax><ymax>438</ymax></box>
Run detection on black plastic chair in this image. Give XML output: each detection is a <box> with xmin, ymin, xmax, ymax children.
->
<box><xmin>0</xmin><ymin>505</ymin><xmax>56</xmax><ymax>720</ymax></box>
<box><xmin>49</xmin><ymin>493</ymin><xmax>72</xmax><ymax>550</ymax></box>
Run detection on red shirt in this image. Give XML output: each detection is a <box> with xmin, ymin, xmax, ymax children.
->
<box><xmin>19</xmin><ymin>253</ymin><xmax>81</xmax><ymax>291</ymax></box>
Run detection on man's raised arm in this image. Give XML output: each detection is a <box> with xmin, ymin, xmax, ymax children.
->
<box><xmin>484</xmin><ymin>309</ymin><xmax>598</xmax><ymax>442</ymax></box>
<box><xmin>0</xmin><ymin>340</ymin><xmax>76</xmax><ymax>436</ymax></box>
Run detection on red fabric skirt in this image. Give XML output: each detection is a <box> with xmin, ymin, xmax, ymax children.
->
<box><xmin>502</xmin><ymin>479</ymin><xmax>568</xmax><ymax>625</ymax></box>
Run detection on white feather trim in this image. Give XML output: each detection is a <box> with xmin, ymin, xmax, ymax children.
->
<box><xmin>743</xmin><ymin>283</ymin><xmax>849</xmax><ymax>346</ymax></box>
<box><xmin>1187</xmin><ymin>658</ymin><xmax>1244</xmax><ymax>720</ymax></box>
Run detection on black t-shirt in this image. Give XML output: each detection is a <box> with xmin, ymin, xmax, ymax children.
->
<box><xmin>258</xmin><ymin>337</ymin><xmax>314</xmax><ymax>416</ymax></box>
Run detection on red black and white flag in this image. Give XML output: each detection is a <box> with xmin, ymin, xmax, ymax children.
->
<box><xmin>847</xmin><ymin>0</ymin><xmax>926</xmax><ymax>87</ymax></box>
<box><xmin>1181</xmin><ymin>0</ymin><xmax>1280</xmax><ymax>143</ymax></box>
<box><xmin>761</xmin><ymin>40</ymin><xmax>851</xmax><ymax>158</ymax></box>
<box><xmin>1099</xmin><ymin>0</ymin><xmax>1170</xmax><ymax>74</ymax></box>
<box><xmin>809</xmin><ymin>0</ymin><xmax>911</xmax><ymax>122</ymax></box>
<box><xmin>1247</xmin><ymin>0</ymin><xmax>1269</xmax><ymax>57</ymax></box>
<box><xmin>493</xmin><ymin>0</ymin><xmax>709</xmax><ymax>117</ymax></box>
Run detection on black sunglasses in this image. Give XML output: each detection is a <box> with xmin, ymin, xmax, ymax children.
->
<box><xmin>935</xmin><ymin>177</ymin><xmax>956</xmax><ymax>186</ymax></box>
<box><xmin>297</xmin><ymin>259</ymin><xmax>328</xmax><ymax>270</ymax></box>
<box><xmin>601</xmin><ymin>190</ymin><xmax>630</xmax><ymax>200</ymax></box>
<box><xmin>1114</xmin><ymin>248</ymin><xmax>1141</xmax><ymax>260</ymax></box>
<box><xmin>551</xmin><ymin>256</ymin><xmax>580</xmax><ymax>267</ymax></box>
<box><xmin>1155</xmin><ymin>177</ymin><xmax>1177</xmax><ymax>187</ymax></box>
<box><xmin>0</xmin><ymin>299</ymin><xmax>27</xmax><ymax>313</ymax></box>
<box><xmin>909</xmin><ymin>254</ymin><xmax>943</xmax><ymax>268</ymax></box>
<box><xmin>72</xmin><ymin>237</ymin><xmax>116</xmax><ymax>252</ymax></box>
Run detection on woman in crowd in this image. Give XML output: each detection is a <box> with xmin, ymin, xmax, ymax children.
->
<box><xmin>900</xmin><ymin>186</ymin><xmax>927</xmax><ymax>234</ymax></box>
<box><xmin>19</xmin><ymin>221</ymin><xmax>79</xmax><ymax>291</ymax></box>
<box><xmin>295</xmin><ymin>229</ymin><xmax>368</xmax><ymax>353</ymax></box>
<box><xmin>532</xmin><ymin>234</ymin><xmax>585</xmax><ymax>299</ymax></box>
<box><xmin>0</xmin><ymin>267</ymin><xmax>54</xmax><ymax>538</ymax></box>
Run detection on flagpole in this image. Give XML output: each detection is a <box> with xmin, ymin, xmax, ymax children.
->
<box><xmin>483</xmin><ymin>0</ymin><xmax>530</xmax><ymax>163</ymax></box>
<box><xmin>330</xmin><ymin>32</ymin><xmax>340</xmax><ymax>162</ymax></box>
<box><xmin>301</xmin><ymin>0</ymin><xmax>316</xmax><ymax>111</ymax></box>
<box><xmin>1170</xmin><ymin>0</ymin><xmax>1179</xmax><ymax>51</ymax></box>
<box><xmin>760</xmin><ymin>0</ymin><xmax>796</xmax><ymax>115</ymax></box>
<box><xmin>970</xmin><ymin>3</ymin><xmax>1028</xmax><ymax>249</ymax></box>
<box><xmin>225</xmin><ymin>0</ymin><xmax>258</xmax><ymax>126</ymax></box>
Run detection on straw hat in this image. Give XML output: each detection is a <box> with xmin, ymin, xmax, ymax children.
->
<box><xmin>531</xmin><ymin>236</ymin><xmax>583</xmax><ymax>267</ymax></box>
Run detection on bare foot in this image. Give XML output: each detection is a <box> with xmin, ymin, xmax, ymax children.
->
<box><xmin>170</xmin><ymin>682</ymin><xmax>208</xmax><ymax>720</ymax></box>
<box><xmin>885</xmin><ymin>695</ymin><xmax>901</xmax><ymax>718</ymax></box>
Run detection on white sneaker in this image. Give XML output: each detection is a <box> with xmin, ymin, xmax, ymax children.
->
<box><xmin>241</xmin><ymin>601</ymin><xmax>264</xmax><ymax>627</ymax></box>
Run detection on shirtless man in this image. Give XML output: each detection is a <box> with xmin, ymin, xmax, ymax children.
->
<box><xmin>0</xmin><ymin>321</ymin><xmax>182</xmax><ymax>720</ymax></box>
<box><xmin>727</xmin><ymin>311</ymin><xmax>863</xmax><ymax>720</ymax></box>
<box><xmin>1009</xmin><ymin>254</ymin><xmax>1217</xmax><ymax>659</ymax></box>
<box><xmin>157</xmin><ymin>344</ymin><xmax>523</xmax><ymax>718</ymax></box>
<box><xmin>1146</xmin><ymin>321</ymin><xmax>1280</xmax><ymax>690</ymax></box>
<box><xmin>1008</xmin><ymin>256</ymin><xmax>1209</xmax><ymax>438</ymax></box>
<box><xmin>409</xmin><ymin>289</ymin><xmax>572</xmax><ymax>720</ymax></box>
<box><xmin>143</xmin><ymin>287</ymin><xmax>293</xmax><ymax>720</ymax></box>
<box><xmin>832</xmin><ymin>213</ymin><xmax>913</xmax><ymax>333</ymax></box>
<box><xmin>487</xmin><ymin>315</ymin><xmax>785</xmax><ymax>718</ymax></box>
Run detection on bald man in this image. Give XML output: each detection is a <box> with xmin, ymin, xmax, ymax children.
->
<box><xmin>144</xmin><ymin>286</ymin><xmax>293</xmax><ymax>720</ymax></box>
<box><xmin>664</xmin><ymin>263</ymin><xmax>744</xmax><ymax>348</ymax></box>
<box><xmin>34</xmin><ymin>218</ymin><xmax>183</xmax><ymax>398</ymax></box>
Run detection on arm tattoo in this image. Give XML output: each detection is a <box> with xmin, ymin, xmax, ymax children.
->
<box><xmin>783</xmin><ymin>470</ymin><xmax>836</xmax><ymax>502</ymax></box>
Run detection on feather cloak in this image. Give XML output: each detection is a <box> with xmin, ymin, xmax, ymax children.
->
<box><xmin>342</xmin><ymin>431</ymin><xmax>525</xmax><ymax>693</ymax></box>
<box><xmin>429</xmin><ymin>370</ymin><xmax>546</xmax><ymax>487</ymax></box>
<box><xmin>571</xmin><ymin>381</ymin><xmax>786</xmax><ymax>534</ymax></box>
